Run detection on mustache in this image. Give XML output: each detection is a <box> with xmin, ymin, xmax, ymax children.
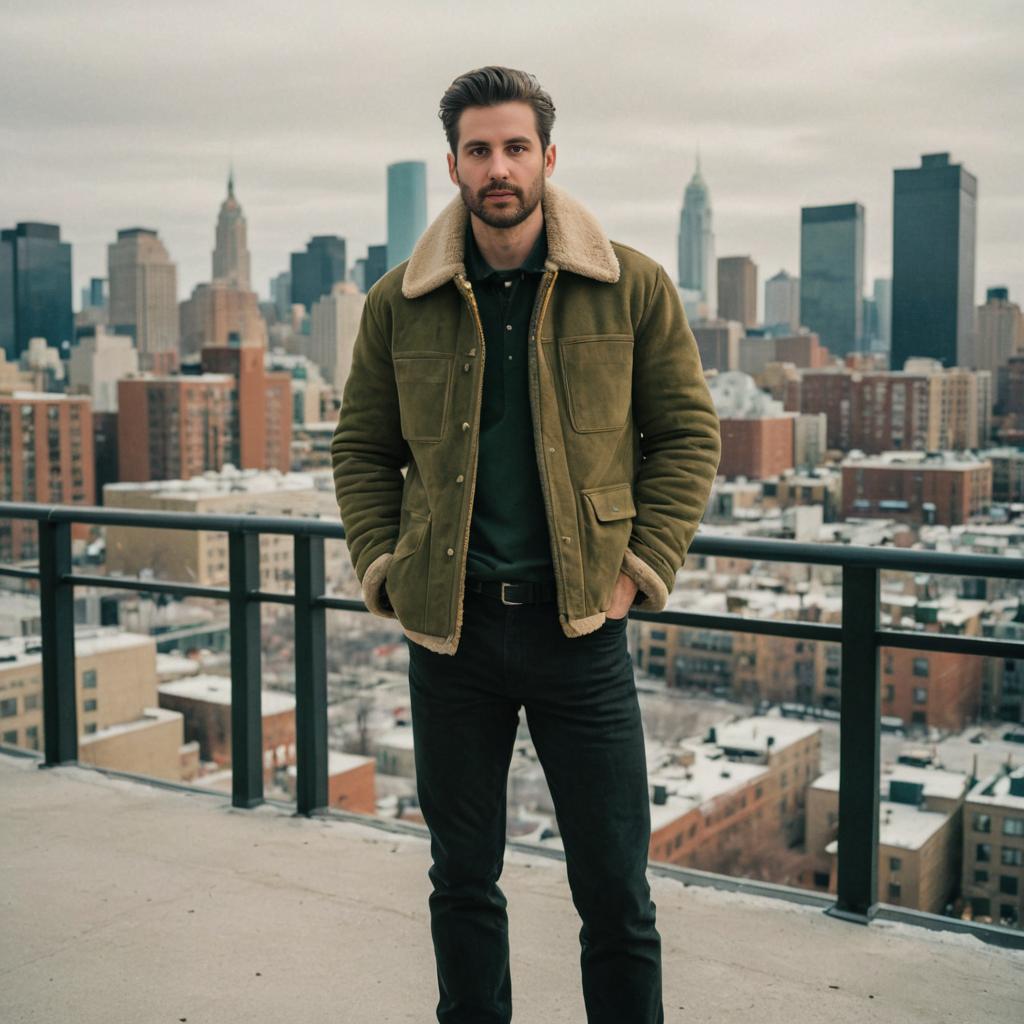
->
<box><xmin>480</xmin><ymin>183</ymin><xmax>521</xmax><ymax>198</ymax></box>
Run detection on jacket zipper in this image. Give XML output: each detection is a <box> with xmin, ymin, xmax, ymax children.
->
<box><xmin>525</xmin><ymin>270</ymin><xmax>566</xmax><ymax>622</ymax></box>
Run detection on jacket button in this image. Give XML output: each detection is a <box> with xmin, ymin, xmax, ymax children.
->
<box><xmin>467</xmin><ymin>347</ymin><xmax>476</xmax><ymax>357</ymax></box>
<box><xmin>463</xmin><ymin>363</ymin><xmax>471</xmax><ymax>372</ymax></box>
<box><xmin>548</xmin><ymin>447</ymin><xmax>555</xmax><ymax>453</ymax></box>
<box><xmin>562</xmin><ymin>536</ymin><xmax>571</xmax><ymax>543</ymax></box>
<box><xmin>612</xmin><ymin>505</ymin><xmax>620</xmax><ymax>512</ymax></box>
<box><xmin>446</xmin><ymin>547</ymin><xmax>455</xmax><ymax>557</ymax></box>
<box><xmin>456</xmin><ymin>474</ymin><xmax>464</xmax><ymax>483</ymax></box>
<box><xmin>462</xmin><ymin>421</ymin><xmax>470</xmax><ymax>431</ymax></box>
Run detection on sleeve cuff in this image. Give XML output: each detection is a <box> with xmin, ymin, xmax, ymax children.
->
<box><xmin>361</xmin><ymin>551</ymin><xmax>398</xmax><ymax>619</ymax></box>
<box><xmin>620</xmin><ymin>546</ymin><xmax>670</xmax><ymax>612</ymax></box>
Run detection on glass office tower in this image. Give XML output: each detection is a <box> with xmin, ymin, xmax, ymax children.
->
<box><xmin>0</xmin><ymin>222</ymin><xmax>73</xmax><ymax>359</ymax></box>
<box><xmin>891</xmin><ymin>152</ymin><xmax>977</xmax><ymax>371</ymax></box>
<box><xmin>386</xmin><ymin>161</ymin><xmax>427</xmax><ymax>271</ymax></box>
<box><xmin>799</xmin><ymin>203</ymin><xmax>865</xmax><ymax>360</ymax></box>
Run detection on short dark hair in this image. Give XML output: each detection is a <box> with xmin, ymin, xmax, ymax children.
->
<box><xmin>439</xmin><ymin>66</ymin><xmax>556</xmax><ymax>158</ymax></box>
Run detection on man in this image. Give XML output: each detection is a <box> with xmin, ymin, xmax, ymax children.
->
<box><xmin>332</xmin><ymin>66</ymin><xmax>721</xmax><ymax>1024</ymax></box>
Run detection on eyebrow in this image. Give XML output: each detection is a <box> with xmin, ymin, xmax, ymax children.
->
<box><xmin>461</xmin><ymin>136</ymin><xmax>533</xmax><ymax>150</ymax></box>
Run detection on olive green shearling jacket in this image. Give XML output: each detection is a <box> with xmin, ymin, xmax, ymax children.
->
<box><xmin>331</xmin><ymin>180</ymin><xmax>722</xmax><ymax>655</ymax></box>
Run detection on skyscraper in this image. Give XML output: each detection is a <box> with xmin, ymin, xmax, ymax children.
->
<box><xmin>765</xmin><ymin>269</ymin><xmax>800</xmax><ymax>334</ymax></box>
<box><xmin>387</xmin><ymin>161</ymin><xmax>427</xmax><ymax>270</ymax></box>
<box><xmin>365</xmin><ymin>244</ymin><xmax>388</xmax><ymax>292</ymax></box>
<box><xmin>107</xmin><ymin>227</ymin><xmax>179</xmax><ymax>372</ymax></box>
<box><xmin>677</xmin><ymin>154</ymin><xmax>716</xmax><ymax>315</ymax></box>
<box><xmin>212</xmin><ymin>168</ymin><xmax>251</xmax><ymax>289</ymax></box>
<box><xmin>891</xmin><ymin>152</ymin><xmax>977</xmax><ymax>371</ymax></box>
<box><xmin>717</xmin><ymin>256</ymin><xmax>757</xmax><ymax>328</ymax></box>
<box><xmin>0</xmin><ymin>222</ymin><xmax>73</xmax><ymax>359</ymax></box>
<box><xmin>290</xmin><ymin>236</ymin><xmax>346</xmax><ymax>314</ymax></box>
<box><xmin>799</xmin><ymin>203</ymin><xmax>865</xmax><ymax>359</ymax></box>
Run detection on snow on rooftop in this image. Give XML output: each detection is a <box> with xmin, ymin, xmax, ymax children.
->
<box><xmin>157</xmin><ymin>675</ymin><xmax>296</xmax><ymax>714</ymax></box>
<box><xmin>0</xmin><ymin>629</ymin><xmax>152</xmax><ymax>669</ymax></box>
<box><xmin>825</xmin><ymin>798</ymin><xmax>949</xmax><ymax>853</ymax></box>
<box><xmin>967</xmin><ymin>766</ymin><xmax>1024</xmax><ymax>810</ymax></box>
<box><xmin>78</xmin><ymin>707</ymin><xmax>181</xmax><ymax>743</ymax></box>
<box><xmin>811</xmin><ymin>763</ymin><xmax>969</xmax><ymax>802</ymax></box>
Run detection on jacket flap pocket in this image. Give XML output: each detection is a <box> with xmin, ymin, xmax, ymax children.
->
<box><xmin>583</xmin><ymin>483</ymin><xmax>636</xmax><ymax>522</ymax></box>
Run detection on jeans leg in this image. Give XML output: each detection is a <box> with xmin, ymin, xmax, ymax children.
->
<box><xmin>520</xmin><ymin>612</ymin><xmax>664</xmax><ymax>1024</ymax></box>
<box><xmin>407</xmin><ymin>594</ymin><xmax>521</xmax><ymax>1024</ymax></box>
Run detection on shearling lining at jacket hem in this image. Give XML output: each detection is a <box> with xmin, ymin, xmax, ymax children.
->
<box><xmin>402</xmin><ymin>627</ymin><xmax>457</xmax><ymax>655</ymax></box>
<box><xmin>620</xmin><ymin>547</ymin><xmax>670</xmax><ymax>612</ymax></box>
<box><xmin>362</xmin><ymin>551</ymin><xmax>398</xmax><ymax>619</ymax></box>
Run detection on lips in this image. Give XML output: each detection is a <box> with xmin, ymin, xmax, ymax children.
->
<box><xmin>486</xmin><ymin>191</ymin><xmax>515</xmax><ymax>198</ymax></box>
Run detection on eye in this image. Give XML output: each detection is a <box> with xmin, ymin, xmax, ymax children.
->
<box><xmin>509</xmin><ymin>145</ymin><xmax>526</xmax><ymax>154</ymax></box>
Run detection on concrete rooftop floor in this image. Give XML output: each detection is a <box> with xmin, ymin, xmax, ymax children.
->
<box><xmin>2</xmin><ymin>750</ymin><xmax>1022</xmax><ymax>1024</ymax></box>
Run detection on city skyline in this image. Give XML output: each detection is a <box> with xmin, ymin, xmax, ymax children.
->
<box><xmin>2</xmin><ymin>1</ymin><xmax>1021</xmax><ymax>313</ymax></box>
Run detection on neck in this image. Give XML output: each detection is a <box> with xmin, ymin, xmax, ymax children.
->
<box><xmin>469</xmin><ymin>203</ymin><xmax>544</xmax><ymax>271</ymax></box>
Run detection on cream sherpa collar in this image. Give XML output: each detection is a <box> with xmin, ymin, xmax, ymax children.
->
<box><xmin>401</xmin><ymin>180</ymin><xmax>620</xmax><ymax>299</ymax></box>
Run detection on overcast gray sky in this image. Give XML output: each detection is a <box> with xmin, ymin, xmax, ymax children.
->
<box><xmin>2</xmin><ymin>0</ymin><xmax>1021</xmax><ymax>320</ymax></box>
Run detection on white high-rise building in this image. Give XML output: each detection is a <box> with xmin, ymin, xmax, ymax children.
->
<box><xmin>67</xmin><ymin>326</ymin><xmax>139</xmax><ymax>413</ymax></box>
<box><xmin>310</xmin><ymin>282</ymin><xmax>365</xmax><ymax>392</ymax></box>
<box><xmin>765</xmin><ymin>269</ymin><xmax>801</xmax><ymax>333</ymax></box>
<box><xmin>677</xmin><ymin>153</ymin><xmax>716</xmax><ymax>317</ymax></box>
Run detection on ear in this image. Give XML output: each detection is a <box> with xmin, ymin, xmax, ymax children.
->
<box><xmin>447</xmin><ymin>151</ymin><xmax>458</xmax><ymax>187</ymax></box>
<box><xmin>544</xmin><ymin>142</ymin><xmax>557</xmax><ymax>177</ymax></box>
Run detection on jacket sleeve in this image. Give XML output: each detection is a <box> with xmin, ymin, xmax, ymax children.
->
<box><xmin>619</xmin><ymin>264</ymin><xmax>722</xmax><ymax>611</ymax></box>
<box><xmin>330</xmin><ymin>289</ymin><xmax>409</xmax><ymax>619</ymax></box>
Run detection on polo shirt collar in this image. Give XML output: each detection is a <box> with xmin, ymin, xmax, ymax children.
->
<box><xmin>465</xmin><ymin>219</ymin><xmax>548</xmax><ymax>282</ymax></box>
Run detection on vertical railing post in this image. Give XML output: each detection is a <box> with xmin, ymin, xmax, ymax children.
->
<box><xmin>830</xmin><ymin>563</ymin><xmax>881</xmax><ymax>922</ymax></box>
<box><xmin>294</xmin><ymin>533</ymin><xmax>328</xmax><ymax>816</ymax></box>
<box><xmin>39</xmin><ymin>517</ymin><xmax>77</xmax><ymax>766</ymax></box>
<box><xmin>229</xmin><ymin>529</ymin><xmax>262</xmax><ymax>808</ymax></box>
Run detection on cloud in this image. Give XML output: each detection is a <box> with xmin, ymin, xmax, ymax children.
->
<box><xmin>2</xmin><ymin>0</ymin><xmax>1021</xmax><ymax>312</ymax></box>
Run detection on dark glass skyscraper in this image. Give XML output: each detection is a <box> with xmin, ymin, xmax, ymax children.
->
<box><xmin>364</xmin><ymin>244</ymin><xmax>388</xmax><ymax>292</ymax></box>
<box><xmin>290</xmin><ymin>235</ymin><xmax>347</xmax><ymax>314</ymax></box>
<box><xmin>0</xmin><ymin>222</ymin><xmax>73</xmax><ymax>359</ymax></box>
<box><xmin>891</xmin><ymin>152</ymin><xmax>977</xmax><ymax>371</ymax></box>
<box><xmin>799</xmin><ymin>203</ymin><xmax>865</xmax><ymax>359</ymax></box>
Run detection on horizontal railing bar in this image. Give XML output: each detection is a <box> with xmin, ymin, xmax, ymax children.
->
<box><xmin>66</xmin><ymin>573</ymin><xmax>230</xmax><ymax>601</ymax></box>
<box><xmin>252</xmin><ymin>590</ymin><xmax>297</xmax><ymax>606</ymax></box>
<box><xmin>876</xmin><ymin>628</ymin><xmax>1024</xmax><ymax>660</ymax></box>
<box><xmin>0</xmin><ymin>566</ymin><xmax>40</xmax><ymax>580</ymax></box>
<box><xmin>2</xmin><ymin>502</ymin><xmax>1024</xmax><ymax>578</ymax></box>
<box><xmin>629</xmin><ymin>608</ymin><xmax>838</xmax><ymax>642</ymax></box>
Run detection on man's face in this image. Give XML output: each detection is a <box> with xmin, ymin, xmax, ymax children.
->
<box><xmin>447</xmin><ymin>100</ymin><xmax>556</xmax><ymax>229</ymax></box>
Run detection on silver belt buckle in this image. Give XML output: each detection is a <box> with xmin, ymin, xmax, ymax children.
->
<box><xmin>500</xmin><ymin>582</ymin><xmax>524</xmax><ymax>606</ymax></box>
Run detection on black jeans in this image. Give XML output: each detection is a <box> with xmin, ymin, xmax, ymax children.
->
<box><xmin>407</xmin><ymin>587</ymin><xmax>664</xmax><ymax>1023</ymax></box>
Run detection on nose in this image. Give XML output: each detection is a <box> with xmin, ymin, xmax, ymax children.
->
<box><xmin>487</xmin><ymin>151</ymin><xmax>511</xmax><ymax>183</ymax></box>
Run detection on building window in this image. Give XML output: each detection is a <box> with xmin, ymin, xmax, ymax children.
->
<box><xmin>974</xmin><ymin>869</ymin><xmax>989</xmax><ymax>884</ymax></box>
<box><xmin>973</xmin><ymin>813</ymin><xmax>992</xmax><ymax>833</ymax></box>
<box><xmin>83</xmin><ymin>669</ymin><xmax>98</xmax><ymax>689</ymax></box>
<box><xmin>884</xmin><ymin>684</ymin><xmax>895</xmax><ymax>701</ymax></box>
<box><xmin>1000</xmin><ymin>847</ymin><xmax>1023</xmax><ymax>867</ymax></box>
<box><xmin>25</xmin><ymin>725</ymin><xmax>39</xmax><ymax>750</ymax></box>
<box><xmin>971</xmin><ymin>897</ymin><xmax>991</xmax><ymax>917</ymax></box>
<box><xmin>976</xmin><ymin>843</ymin><xmax>992</xmax><ymax>863</ymax></box>
<box><xmin>813</xmin><ymin>871</ymin><xmax>830</xmax><ymax>888</ymax></box>
<box><xmin>1003</xmin><ymin>817</ymin><xmax>1024</xmax><ymax>837</ymax></box>
<box><xmin>0</xmin><ymin>697</ymin><xmax>17</xmax><ymax>717</ymax></box>
<box><xmin>913</xmin><ymin>687</ymin><xmax>927</xmax><ymax>704</ymax></box>
<box><xmin>889</xmin><ymin>856</ymin><xmax>902</xmax><ymax>871</ymax></box>
<box><xmin>84</xmin><ymin>699</ymin><xmax>97</xmax><ymax>712</ymax></box>
<box><xmin>887</xmin><ymin>882</ymin><xmax>901</xmax><ymax>903</ymax></box>
<box><xmin>84</xmin><ymin>723</ymin><xmax>97</xmax><ymax>735</ymax></box>
<box><xmin>912</xmin><ymin>658</ymin><xmax>929</xmax><ymax>677</ymax></box>
<box><xmin>2</xmin><ymin>729</ymin><xmax>17</xmax><ymax>745</ymax></box>
<box><xmin>999</xmin><ymin>875</ymin><xmax>1019</xmax><ymax>896</ymax></box>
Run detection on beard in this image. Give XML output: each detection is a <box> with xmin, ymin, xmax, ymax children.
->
<box><xmin>457</xmin><ymin>169</ymin><xmax>545</xmax><ymax>229</ymax></box>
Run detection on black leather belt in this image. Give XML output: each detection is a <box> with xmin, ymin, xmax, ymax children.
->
<box><xmin>465</xmin><ymin>577</ymin><xmax>557</xmax><ymax>605</ymax></box>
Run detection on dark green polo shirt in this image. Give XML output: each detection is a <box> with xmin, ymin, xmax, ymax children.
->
<box><xmin>464</xmin><ymin>220</ymin><xmax>555</xmax><ymax>583</ymax></box>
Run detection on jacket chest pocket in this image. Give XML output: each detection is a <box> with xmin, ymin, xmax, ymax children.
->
<box><xmin>557</xmin><ymin>334</ymin><xmax>634</xmax><ymax>433</ymax></box>
<box><xmin>393</xmin><ymin>353</ymin><xmax>454</xmax><ymax>442</ymax></box>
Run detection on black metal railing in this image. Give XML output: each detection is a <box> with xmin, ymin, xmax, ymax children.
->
<box><xmin>2</xmin><ymin>500</ymin><xmax>1023</xmax><ymax>948</ymax></box>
